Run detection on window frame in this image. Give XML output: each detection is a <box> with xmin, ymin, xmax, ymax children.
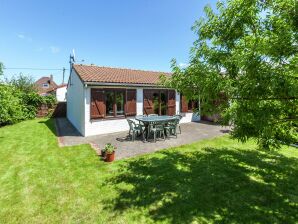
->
<box><xmin>104</xmin><ymin>88</ymin><xmax>126</xmax><ymax>118</ymax></box>
<box><xmin>90</xmin><ymin>88</ymin><xmax>137</xmax><ymax>121</ymax></box>
<box><xmin>180</xmin><ymin>94</ymin><xmax>199</xmax><ymax>113</ymax></box>
<box><xmin>143</xmin><ymin>89</ymin><xmax>175</xmax><ymax>116</ymax></box>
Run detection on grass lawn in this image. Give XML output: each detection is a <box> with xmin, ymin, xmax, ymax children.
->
<box><xmin>0</xmin><ymin>119</ymin><xmax>297</xmax><ymax>223</ymax></box>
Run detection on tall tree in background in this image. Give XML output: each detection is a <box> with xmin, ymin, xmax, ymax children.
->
<box><xmin>0</xmin><ymin>62</ymin><xmax>3</xmax><ymax>77</ymax></box>
<box><xmin>164</xmin><ymin>0</ymin><xmax>298</xmax><ymax>148</ymax></box>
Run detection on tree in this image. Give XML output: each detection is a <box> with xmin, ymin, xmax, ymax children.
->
<box><xmin>6</xmin><ymin>73</ymin><xmax>37</xmax><ymax>93</ymax></box>
<box><xmin>163</xmin><ymin>0</ymin><xmax>298</xmax><ymax>148</ymax></box>
<box><xmin>0</xmin><ymin>62</ymin><xmax>3</xmax><ymax>76</ymax></box>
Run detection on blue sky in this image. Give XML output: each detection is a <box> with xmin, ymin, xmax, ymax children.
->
<box><xmin>0</xmin><ymin>0</ymin><xmax>217</xmax><ymax>83</ymax></box>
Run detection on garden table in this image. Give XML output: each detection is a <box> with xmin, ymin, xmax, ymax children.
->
<box><xmin>135</xmin><ymin>115</ymin><xmax>177</xmax><ymax>141</ymax></box>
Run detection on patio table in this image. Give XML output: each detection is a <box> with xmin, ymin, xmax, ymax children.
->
<box><xmin>135</xmin><ymin>115</ymin><xmax>177</xmax><ymax>141</ymax></box>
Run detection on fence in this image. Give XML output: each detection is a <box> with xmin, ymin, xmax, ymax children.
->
<box><xmin>36</xmin><ymin>102</ymin><xmax>66</xmax><ymax>118</ymax></box>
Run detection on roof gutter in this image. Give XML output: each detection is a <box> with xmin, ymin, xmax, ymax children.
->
<box><xmin>84</xmin><ymin>81</ymin><xmax>171</xmax><ymax>88</ymax></box>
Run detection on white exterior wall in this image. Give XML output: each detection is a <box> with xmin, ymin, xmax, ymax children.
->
<box><xmin>66</xmin><ymin>70</ymin><xmax>85</xmax><ymax>135</ymax></box>
<box><xmin>67</xmin><ymin>82</ymin><xmax>201</xmax><ymax>136</ymax></box>
<box><xmin>56</xmin><ymin>86</ymin><xmax>67</xmax><ymax>102</ymax></box>
<box><xmin>82</xmin><ymin>88</ymin><xmax>200</xmax><ymax>136</ymax></box>
<box><xmin>136</xmin><ymin>88</ymin><xmax>143</xmax><ymax>115</ymax></box>
<box><xmin>180</xmin><ymin>112</ymin><xmax>201</xmax><ymax>123</ymax></box>
<box><xmin>84</xmin><ymin>87</ymin><xmax>130</xmax><ymax>136</ymax></box>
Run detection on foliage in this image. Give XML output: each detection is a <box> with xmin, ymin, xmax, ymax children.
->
<box><xmin>0</xmin><ymin>62</ymin><xmax>3</xmax><ymax>76</ymax></box>
<box><xmin>0</xmin><ymin>69</ymin><xmax>57</xmax><ymax>126</ymax></box>
<box><xmin>0</xmin><ymin>84</ymin><xmax>26</xmax><ymax>125</ymax></box>
<box><xmin>163</xmin><ymin>0</ymin><xmax>298</xmax><ymax>148</ymax></box>
<box><xmin>0</xmin><ymin>119</ymin><xmax>297</xmax><ymax>223</ymax></box>
<box><xmin>103</xmin><ymin>143</ymin><xmax>116</xmax><ymax>154</ymax></box>
<box><xmin>6</xmin><ymin>73</ymin><xmax>37</xmax><ymax>93</ymax></box>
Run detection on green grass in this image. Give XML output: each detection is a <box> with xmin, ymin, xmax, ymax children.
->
<box><xmin>0</xmin><ymin>119</ymin><xmax>297</xmax><ymax>224</ymax></box>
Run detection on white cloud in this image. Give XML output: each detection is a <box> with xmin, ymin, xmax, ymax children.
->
<box><xmin>17</xmin><ymin>34</ymin><xmax>32</xmax><ymax>42</ymax></box>
<box><xmin>178</xmin><ymin>63</ymin><xmax>189</xmax><ymax>68</ymax></box>
<box><xmin>17</xmin><ymin>34</ymin><xmax>25</xmax><ymax>39</ymax></box>
<box><xmin>50</xmin><ymin>46</ymin><xmax>60</xmax><ymax>54</ymax></box>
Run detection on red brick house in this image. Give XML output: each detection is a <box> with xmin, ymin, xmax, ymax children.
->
<box><xmin>35</xmin><ymin>75</ymin><xmax>58</xmax><ymax>95</ymax></box>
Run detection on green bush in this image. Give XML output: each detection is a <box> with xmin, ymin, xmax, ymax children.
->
<box><xmin>0</xmin><ymin>84</ymin><xmax>26</xmax><ymax>126</ymax></box>
<box><xmin>0</xmin><ymin>74</ymin><xmax>58</xmax><ymax>126</ymax></box>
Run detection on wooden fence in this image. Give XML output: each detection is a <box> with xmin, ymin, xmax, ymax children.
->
<box><xmin>36</xmin><ymin>102</ymin><xmax>66</xmax><ymax>118</ymax></box>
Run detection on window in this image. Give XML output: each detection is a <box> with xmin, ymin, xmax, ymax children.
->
<box><xmin>105</xmin><ymin>90</ymin><xmax>125</xmax><ymax>117</ymax></box>
<box><xmin>143</xmin><ymin>89</ymin><xmax>176</xmax><ymax>116</ymax></box>
<box><xmin>90</xmin><ymin>88</ymin><xmax>135</xmax><ymax>120</ymax></box>
<box><xmin>42</xmin><ymin>83</ymin><xmax>49</xmax><ymax>88</ymax></box>
<box><xmin>115</xmin><ymin>91</ymin><xmax>125</xmax><ymax>115</ymax></box>
<box><xmin>106</xmin><ymin>91</ymin><xmax>114</xmax><ymax>117</ymax></box>
<box><xmin>180</xmin><ymin>94</ymin><xmax>199</xmax><ymax>112</ymax></box>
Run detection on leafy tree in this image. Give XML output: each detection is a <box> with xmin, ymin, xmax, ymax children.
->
<box><xmin>7</xmin><ymin>73</ymin><xmax>37</xmax><ymax>93</ymax></box>
<box><xmin>0</xmin><ymin>62</ymin><xmax>3</xmax><ymax>76</ymax></box>
<box><xmin>163</xmin><ymin>0</ymin><xmax>298</xmax><ymax>148</ymax></box>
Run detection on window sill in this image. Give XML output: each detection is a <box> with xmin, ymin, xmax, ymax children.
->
<box><xmin>90</xmin><ymin>115</ymin><xmax>128</xmax><ymax>122</ymax></box>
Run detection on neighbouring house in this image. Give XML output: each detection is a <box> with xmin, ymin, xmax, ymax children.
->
<box><xmin>35</xmin><ymin>75</ymin><xmax>58</xmax><ymax>96</ymax></box>
<box><xmin>55</xmin><ymin>84</ymin><xmax>67</xmax><ymax>102</ymax></box>
<box><xmin>67</xmin><ymin>64</ymin><xmax>200</xmax><ymax>136</ymax></box>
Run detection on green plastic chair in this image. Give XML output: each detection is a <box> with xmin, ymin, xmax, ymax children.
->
<box><xmin>173</xmin><ymin>114</ymin><xmax>182</xmax><ymax>134</ymax></box>
<box><xmin>148</xmin><ymin>121</ymin><xmax>165</xmax><ymax>142</ymax></box>
<box><xmin>127</xmin><ymin>119</ymin><xmax>144</xmax><ymax>141</ymax></box>
<box><xmin>164</xmin><ymin>118</ymin><xmax>179</xmax><ymax>138</ymax></box>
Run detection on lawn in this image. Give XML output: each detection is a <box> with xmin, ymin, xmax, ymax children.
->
<box><xmin>0</xmin><ymin>119</ymin><xmax>297</xmax><ymax>224</ymax></box>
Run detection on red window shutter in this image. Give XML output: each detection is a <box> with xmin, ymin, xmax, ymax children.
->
<box><xmin>125</xmin><ymin>89</ymin><xmax>136</xmax><ymax>116</ymax></box>
<box><xmin>90</xmin><ymin>89</ymin><xmax>105</xmax><ymax>119</ymax></box>
<box><xmin>181</xmin><ymin>95</ymin><xmax>188</xmax><ymax>113</ymax></box>
<box><xmin>143</xmin><ymin>90</ymin><xmax>154</xmax><ymax>115</ymax></box>
<box><xmin>167</xmin><ymin>90</ymin><xmax>176</xmax><ymax>116</ymax></box>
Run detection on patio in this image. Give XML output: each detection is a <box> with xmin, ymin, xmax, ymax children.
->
<box><xmin>55</xmin><ymin>118</ymin><xmax>231</xmax><ymax>160</ymax></box>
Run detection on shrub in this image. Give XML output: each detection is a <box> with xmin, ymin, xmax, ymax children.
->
<box><xmin>0</xmin><ymin>84</ymin><xmax>26</xmax><ymax>126</ymax></box>
<box><xmin>0</xmin><ymin>74</ymin><xmax>58</xmax><ymax>126</ymax></box>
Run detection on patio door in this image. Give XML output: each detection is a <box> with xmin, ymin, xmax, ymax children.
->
<box><xmin>143</xmin><ymin>89</ymin><xmax>175</xmax><ymax>115</ymax></box>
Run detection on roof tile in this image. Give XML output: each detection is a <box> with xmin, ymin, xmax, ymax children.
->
<box><xmin>73</xmin><ymin>64</ymin><xmax>172</xmax><ymax>85</ymax></box>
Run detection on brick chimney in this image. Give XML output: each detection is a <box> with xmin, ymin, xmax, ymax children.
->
<box><xmin>50</xmin><ymin>74</ymin><xmax>53</xmax><ymax>83</ymax></box>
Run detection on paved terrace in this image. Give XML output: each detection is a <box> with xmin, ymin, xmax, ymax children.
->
<box><xmin>55</xmin><ymin>118</ymin><xmax>231</xmax><ymax>160</ymax></box>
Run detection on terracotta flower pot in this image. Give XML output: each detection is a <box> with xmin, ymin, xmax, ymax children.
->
<box><xmin>105</xmin><ymin>151</ymin><xmax>115</xmax><ymax>162</ymax></box>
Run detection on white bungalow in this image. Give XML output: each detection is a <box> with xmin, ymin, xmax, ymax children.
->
<box><xmin>67</xmin><ymin>64</ymin><xmax>200</xmax><ymax>136</ymax></box>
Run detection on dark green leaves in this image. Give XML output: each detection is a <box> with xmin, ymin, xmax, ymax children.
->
<box><xmin>165</xmin><ymin>0</ymin><xmax>298</xmax><ymax>148</ymax></box>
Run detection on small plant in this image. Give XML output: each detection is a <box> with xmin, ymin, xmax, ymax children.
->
<box><xmin>103</xmin><ymin>143</ymin><xmax>116</xmax><ymax>162</ymax></box>
<box><xmin>104</xmin><ymin>143</ymin><xmax>116</xmax><ymax>154</ymax></box>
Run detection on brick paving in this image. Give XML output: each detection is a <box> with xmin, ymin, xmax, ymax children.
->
<box><xmin>55</xmin><ymin>118</ymin><xmax>231</xmax><ymax>160</ymax></box>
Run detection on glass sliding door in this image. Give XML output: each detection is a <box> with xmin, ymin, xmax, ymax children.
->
<box><xmin>115</xmin><ymin>90</ymin><xmax>125</xmax><ymax>116</ymax></box>
<box><xmin>153</xmin><ymin>92</ymin><xmax>160</xmax><ymax>114</ymax></box>
<box><xmin>160</xmin><ymin>91</ymin><xmax>167</xmax><ymax>115</ymax></box>
<box><xmin>105</xmin><ymin>89</ymin><xmax>125</xmax><ymax>117</ymax></box>
<box><xmin>105</xmin><ymin>91</ymin><xmax>114</xmax><ymax>117</ymax></box>
<box><xmin>143</xmin><ymin>89</ymin><xmax>173</xmax><ymax>115</ymax></box>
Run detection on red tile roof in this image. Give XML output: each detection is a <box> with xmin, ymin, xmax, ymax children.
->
<box><xmin>35</xmin><ymin>76</ymin><xmax>58</xmax><ymax>94</ymax></box>
<box><xmin>55</xmin><ymin>84</ymin><xmax>67</xmax><ymax>89</ymax></box>
<box><xmin>73</xmin><ymin>64</ymin><xmax>172</xmax><ymax>85</ymax></box>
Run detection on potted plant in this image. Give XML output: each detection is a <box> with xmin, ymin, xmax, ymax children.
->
<box><xmin>103</xmin><ymin>143</ymin><xmax>116</xmax><ymax>162</ymax></box>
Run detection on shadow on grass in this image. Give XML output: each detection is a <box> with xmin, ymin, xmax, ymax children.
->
<box><xmin>104</xmin><ymin>147</ymin><xmax>298</xmax><ymax>223</ymax></box>
<box><xmin>38</xmin><ymin>119</ymin><xmax>57</xmax><ymax>136</ymax></box>
<box><xmin>38</xmin><ymin>118</ymin><xmax>82</xmax><ymax>138</ymax></box>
